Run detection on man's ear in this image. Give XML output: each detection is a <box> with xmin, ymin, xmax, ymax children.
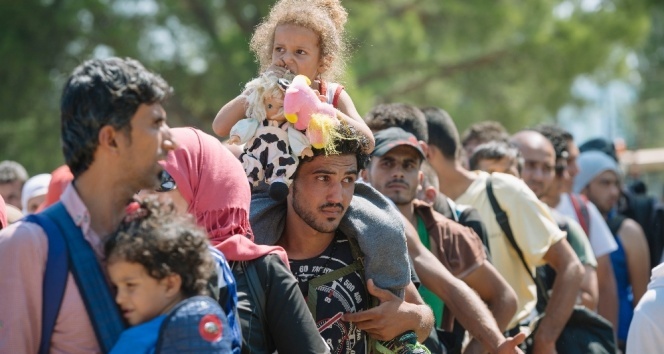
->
<box><xmin>424</xmin><ymin>186</ymin><xmax>437</xmax><ymax>204</ymax></box>
<box><xmin>360</xmin><ymin>168</ymin><xmax>369</xmax><ymax>182</ymax></box>
<box><xmin>419</xmin><ymin>141</ymin><xmax>429</xmax><ymax>159</ymax></box>
<box><xmin>98</xmin><ymin>125</ymin><xmax>119</xmax><ymax>151</ymax></box>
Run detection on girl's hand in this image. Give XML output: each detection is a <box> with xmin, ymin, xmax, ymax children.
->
<box><xmin>313</xmin><ymin>90</ymin><xmax>326</xmax><ymax>103</ymax></box>
<box><xmin>267</xmin><ymin>62</ymin><xmax>290</xmax><ymax>78</ymax></box>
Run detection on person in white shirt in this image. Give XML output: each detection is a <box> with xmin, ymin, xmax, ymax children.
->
<box><xmin>625</xmin><ymin>263</ymin><xmax>664</xmax><ymax>353</ymax></box>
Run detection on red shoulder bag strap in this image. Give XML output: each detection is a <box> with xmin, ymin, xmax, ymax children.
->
<box><xmin>570</xmin><ymin>194</ymin><xmax>591</xmax><ymax>236</ymax></box>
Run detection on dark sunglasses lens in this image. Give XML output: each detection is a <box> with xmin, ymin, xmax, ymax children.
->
<box><xmin>156</xmin><ymin>170</ymin><xmax>176</xmax><ymax>192</ymax></box>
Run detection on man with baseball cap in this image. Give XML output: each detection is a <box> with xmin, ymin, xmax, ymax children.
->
<box><xmin>363</xmin><ymin>127</ymin><xmax>520</xmax><ymax>353</ymax></box>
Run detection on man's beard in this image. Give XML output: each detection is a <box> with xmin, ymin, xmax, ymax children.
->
<box><xmin>292</xmin><ymin>182</ymin><xmax>344</xmax><ymax>233</ymax></box>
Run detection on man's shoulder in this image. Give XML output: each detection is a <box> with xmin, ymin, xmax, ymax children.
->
<box><xmin>618</xmin><ymin>217</ymin><xmax>646</xmax><ymax>239</ymax></box>
<box><xmin>0</xmin><ymin>221</ymin><xmax>48</xmax><ymax>274</ymax></box>
<box><xmin>0</xmin><ymin>220</ymin><xmax>48</xmax><ymax>250</ymax></box>
<box><xmin>490</xmin><ymin>171</ymin><xmax>530</xmax><ymax>193</ymax></box>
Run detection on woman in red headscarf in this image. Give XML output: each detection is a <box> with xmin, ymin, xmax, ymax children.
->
<box><xmin>157</xmin><ymin>127</ymin><xmax>327</xmax><ymax>354</ymax></box>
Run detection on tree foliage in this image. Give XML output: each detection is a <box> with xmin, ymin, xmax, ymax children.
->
<box><xmin>0</xmin><ymin>0</ymin><xmax>655</xmax><ymax>174</ymax></box>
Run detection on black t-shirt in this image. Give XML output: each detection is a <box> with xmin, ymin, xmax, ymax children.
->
<box><xmin>290</xmin><ymin>232</ymin><xmax>369</xmax><ymax>354</ymax></box>
<box><xmin>233</xmin><ymin>254</ymin><xmax>328</xmax><ymax>354</ymax></box>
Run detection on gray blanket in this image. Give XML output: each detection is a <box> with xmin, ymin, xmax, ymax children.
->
<box><xmin>250</xmin><ymin>181</ymin><xmax>410</xmax><ymax>298</ymax></box>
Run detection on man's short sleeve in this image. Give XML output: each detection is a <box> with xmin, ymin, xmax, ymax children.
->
<box><xmin>587</xmin><ymin>201</ymin><xmax>618</xmax><ymax>258</ymax></box>
<box><xmin>416</xmin><ymin>203</ymin><xmax>487</xmax><ymax>279</ymax></box>
<box><xmin>565</xmin><ymin>217</ymin><xmax>598</xmax><ymax>268</ymax></box>
<box><xmin>493</xmin><ymin>174</ymin><xmax>565</xmax><ymax>268</ymax></box>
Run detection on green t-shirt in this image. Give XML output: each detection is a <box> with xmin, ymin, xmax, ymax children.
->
<box><xmin>416</xmin><ymin>216</ymin><xmax>445</xmax><ymax>328</ymax></box>
<box><xmin>563</xmin><ymin>215</ymin><xmax>598</xmax><ymax>268</ymax></box>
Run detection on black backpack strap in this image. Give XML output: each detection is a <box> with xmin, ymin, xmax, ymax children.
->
<box><xmin>243</xmin><ymin>260</ymin><xmax>269</xmax><ymax>332</ymax></box>
<box><xmin>486</xmin><ymin>177</ymin><xmax>548</xmax><ymax>303</ymax></box>
<box><xmin>24</xmin><ymin>213</ymin><xmax>69</xmax><ymax>354</ymax></box>
<box><xmin>41</xmin><ymin>202</ymin><xmax>125</xmax><ymax>352</ymax></box>
<box><xmin>607</xmin><ymin>214</ymin><xmax>626</xmax><ymax>236</ymax></box>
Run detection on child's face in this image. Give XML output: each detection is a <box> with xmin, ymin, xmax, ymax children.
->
<box><xmin>108</xmin><ymin>260</ymin><xmax>181</xmax><ymax>326</ymax></box>
<box><xmin>272</xmin><ymin>24</ymin><xmax>324</xmax><ymax>81</ymax></box>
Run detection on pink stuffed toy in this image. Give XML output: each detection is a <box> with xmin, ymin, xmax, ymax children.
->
<box><xmin>283</xmin><ymin>75</ymin><xmax>339</xmax><ymax>151</ymax></box>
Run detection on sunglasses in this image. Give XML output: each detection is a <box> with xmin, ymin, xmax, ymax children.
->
<box><xmin>155</xmin><ymin>170</ymin><xmax>177</xmax><ymax>192</ymax></box>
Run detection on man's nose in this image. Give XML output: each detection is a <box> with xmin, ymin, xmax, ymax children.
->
<box><xmin>327</xmin><ymin>181</ymin><xmax>343</xmax><ymax>204</ymax></box>
<box><xmin>161</xmin><ymin>125</ymin><xmax>178</xmax><ymax>151</ymax></box>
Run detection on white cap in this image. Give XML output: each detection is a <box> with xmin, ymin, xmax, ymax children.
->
<box><xmin>21</xmin><ymin>173</ymin><xmax>51</xmax><ymax>214</ymax></box>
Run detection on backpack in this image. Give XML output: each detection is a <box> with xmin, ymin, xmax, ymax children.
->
<box><xmin>437</xmin><ymin>195</ymin><xmax>492</xmax><ymax>260</ymax></box>
<box><xmin>30</xmin><ymin>202</ymin><xmax>241</xmax><ymax>354</ymax></box>
<box><xmin>619</xmin><ymin>191</ymin><xmax>664</xmax><ymax>267</ymax></box>
<box><xmin>206</xmin><ymin>247</ymin><xmax>242</xmax><ymax>353</ymax></box>
<box><xmin>155</xmin><ymin>296</ymin><xmax>237</xmax><ymax>353</ymax></box>
<box><xmin>26</xmin><ymin>203</ymin><xmax>125</xmax><ymax>354</ymax></box>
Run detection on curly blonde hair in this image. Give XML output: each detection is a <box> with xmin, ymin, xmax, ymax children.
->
<box><xmin>250</xmin><ymin>0</ymin><xmax>349</xmax><ymax>83</ymax></box>
<box><xmin>243</xmin><ymin>72</ymin><xmax>285</xmax><ymax>121</ymax></box>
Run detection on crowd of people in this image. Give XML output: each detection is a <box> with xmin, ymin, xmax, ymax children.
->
<box><xmin>1</xmin><ymin>0</ymin><xmax>663</xmax><ymax>353</ymax></box>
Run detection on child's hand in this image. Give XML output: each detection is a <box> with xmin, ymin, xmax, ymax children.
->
<box><xmin>314</xmin><ymin>91</ymin><xmax>326</xmax><ymax>103</ymax></box>
<box><xmin>266</xmin><ymin>63</ymin><xmax>290</xmax><ymax>78</ymax></box>
<box><xmin>227</xmin><ymin>135</ymin><xmax>241</xmax><ymax>145</ymax></box>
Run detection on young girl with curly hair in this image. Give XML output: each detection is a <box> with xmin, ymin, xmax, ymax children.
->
<box><xmin>106</xmin><ymin>198</ymin><xmax>237</xmax><ymax>353</ymax></box>
<box><xmin>212</xmin><ymin>0</ymin><xmax>374</xmax><ymax>152</ymax></box>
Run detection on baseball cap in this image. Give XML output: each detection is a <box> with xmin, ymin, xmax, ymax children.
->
<box><xmin>372</xmin><ymin>127</ymin><xmax>425</xmax><ymax>159</ymax></box>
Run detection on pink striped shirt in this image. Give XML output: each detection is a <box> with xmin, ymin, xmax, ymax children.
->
<box><xmin>0</xmin><ymin>183</ymin><xmax>104</xmax><ymax>353</ymax></box>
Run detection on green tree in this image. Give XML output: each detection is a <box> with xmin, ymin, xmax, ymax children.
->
<box><xmin>0</xmin><ymin>0</ymin><xmax>654</xmax><ymax>174</ymax></box>
<box><xmin>634</xmin><ymin>2</ymin><xmax>664</xmax><ymax>149</ymax></box>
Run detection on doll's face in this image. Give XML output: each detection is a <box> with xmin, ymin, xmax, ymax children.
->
<box><xmin>265</xmin><ymin>96</ymin><xmax>285</xmax><ymax>122</ymax></box>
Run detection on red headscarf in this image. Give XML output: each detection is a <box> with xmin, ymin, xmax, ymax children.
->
<box><xmin>163</xmin><ymin>127</ymin><xmax>288</xmax><ymax>265</ymax></box>
<box><xmin>37</xmin><ymin>164</ymin><xmax>74</xmax><ymax>212</ymax></box>
<box><xmin>0</xmin><ymin>195</ymin><xmax>7</xmax><ymax>229</ymax></box>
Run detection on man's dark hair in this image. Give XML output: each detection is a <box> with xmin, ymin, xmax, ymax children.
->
<box><xmin>420</xmin><ymin>106</ymin><xmax>460</xmax><ymax>159</ymax></box>
<box><xmin>0</xmin><ymin>160</ymin><xmax>28</xmax><ymax>184</ymax></box>
<box><xmin>468</xmin><ymin>140</ymin><xmax>522</xmax><ymax>173</ymax></box>
<box><xmin>105</xmin><ymin>197</ymin><xmax>213</xmax><ymax>297</ymax></box>
<box><xmin>460</xmin><ymin>121</ymin><xmax>510</xmax><ymax>149</ymax></box>
<box><xmin>533</xmin><ymin>124</ymin><xmax>573</xmax><ymax>160</ymax></box>
<box><xmin>300</xmin><ymin>123</ymin><xmax>370</xmax><ymax>171</ymax></box>
<box><xmin>365</xmin><ymin>103</ymin><xmax>429</xmax><ymax>142</ymax></box>
<box><xmin>579</xmin><ymin>137</ymin><xmax>618</xmax><ymax>162</ymax></box>
<box><xmin>61</xmin><ymin>57</ymin><xmax>172</xmax><ymax>177</ymax></box>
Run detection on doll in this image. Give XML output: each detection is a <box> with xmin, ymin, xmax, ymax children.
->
<box><xmin>228</xmin><ymin>72</ymin><xmax>313</xmax><ymax>201</ymax></box>
<box><xmin>283</xmin><ymin>75</ymin><xmax>340</xmax><ymax>154</ymax></box>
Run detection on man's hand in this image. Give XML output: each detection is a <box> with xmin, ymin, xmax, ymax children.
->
<box><xmin>493</xmin><ymin>332</ymin><xmax>526</xmax><ymax>354</ymax></box>
<box><xmin>341</xmin><ymin>279</ymin><xmax>411</xmax><ymax>341</ymax></box>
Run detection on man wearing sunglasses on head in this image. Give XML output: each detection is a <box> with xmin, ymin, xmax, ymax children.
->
<box><xmin>0</xmin><ymin>58</ymin><xmax>177</xmax><ymax>353</ymax></box>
